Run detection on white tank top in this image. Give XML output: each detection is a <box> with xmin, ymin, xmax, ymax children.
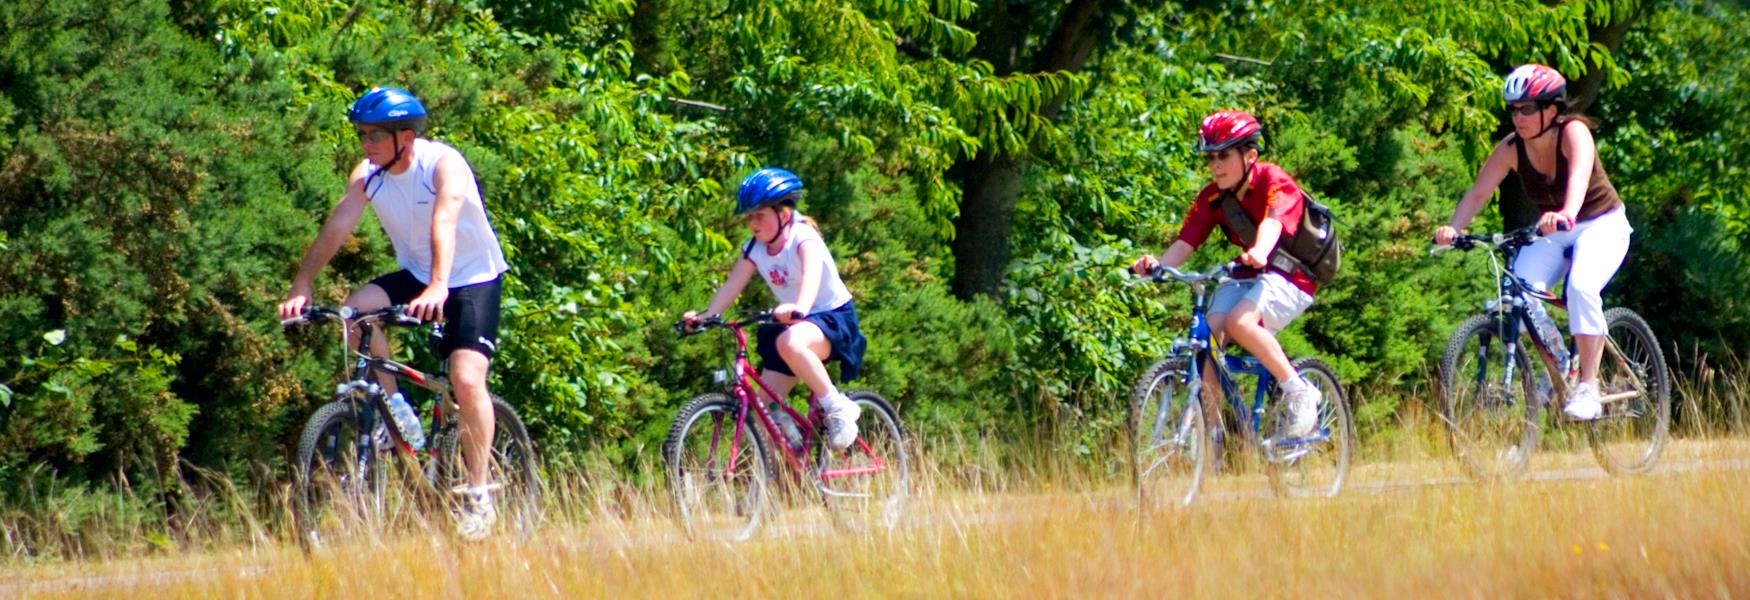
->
<box><xmin>741</xmin><ymin>218</ymin><xmax>853</xmax><ymax>314</ymax></box>
<box><xmin>363</xmin><ymin>139</ymin><xmax>509</xmax><ymax>287</ymax></box>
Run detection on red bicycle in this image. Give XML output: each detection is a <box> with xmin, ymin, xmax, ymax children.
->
<box><xmin>663</xmin><ymin>311</ymin><xmax>909</xmax><ymax>541</ymax></box>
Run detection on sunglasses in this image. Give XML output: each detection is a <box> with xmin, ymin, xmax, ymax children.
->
<box><xmin>355</xmin><ymin>129</ymin><xmax>395</xmax><ymax>143</ymax></box>
<box><xmin>1508</xmin><ymin>103</ymin><xmax>1545</xmax><ymax>117</ymax></box>
<box><xmin>1204</xmin><ymin>148</ymin><xmax>1242</xmax><ymax>165</ymax></box>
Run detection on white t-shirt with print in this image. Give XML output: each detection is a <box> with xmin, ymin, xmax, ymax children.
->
<box><xmin>362</xmin><ymin>138</ymin><xmax>509</xmax><ymax>287</ymax></box>
<box><xmin>741</xmin><ymin>218</ymin><xmax>852</xmax><ymax>314</ymax></box>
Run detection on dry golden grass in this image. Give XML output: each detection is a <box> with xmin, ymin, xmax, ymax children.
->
<box><xmin>6</xmin><ymin>437</ymin><xmax>1748</xmax><ymax>599</ymax></box>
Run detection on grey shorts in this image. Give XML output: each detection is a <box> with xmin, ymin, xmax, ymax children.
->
<box><xmin>1209</xmin><ymin>271</ymin><xmax>1315</xmax><ymax>332</ymax></box>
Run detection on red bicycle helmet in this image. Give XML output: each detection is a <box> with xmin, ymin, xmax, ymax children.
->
<box><xmin>1503</xmin><ymin>64</ymin><xmax>1567</xmax><ymax>106</ymax></box>
<box><xmin>1196</xmin><ymin>110</ymin><xmax>1263</xmax><ymax>153</ymax></box>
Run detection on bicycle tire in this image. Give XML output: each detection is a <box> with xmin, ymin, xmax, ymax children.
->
<box><xmin>1440</xmin><ymin>312</ymin><xmax>1539</xmax><ymax>481</ymax></box>
<box><xmin>1265</xmin><ymin>357</ymin><xmax>1354</xmax><ymax>498</ymax></box>
<box><xmin>427</xmin><ymin>394</ymin><xmax>544</xmax><ymax>540</ymax></box>
<box><xmin>1587</xmin><ymin>307</ymin><xmax>1673</xmax><ymax>475</ymax></box>
<box><xmin>819</xmin><ymin>390</ymin><xmax>910</xmax><ymax>533</ymax></box>
<box><xmin>664</xmin><ymin>393</ymin><xmax>771</xmax><ymax>541</ymax></box>
<box><xmin>293</xmin><ymin>399</ymin><xmax>388</xmax><ymax>550</ymax></box>
<box><xmin>1128</xmin><ymin>358</ymin><xmax>1209</xmax><ymax>508</ymax></box>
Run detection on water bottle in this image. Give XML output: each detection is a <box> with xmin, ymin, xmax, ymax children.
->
<box><xmin>1525</xmin><ymin>297</ymin><xmax>1571</xmax><ymax>371</ymax></box>
<box><xmin>769</xmin><ymin>403</ymin><xmax>805</xmax><ymax>453</ymax></box>
<box><xmin>387</xmin><ymin>391</ymin><xmax>426</xmax><ymax>451</ymax></box>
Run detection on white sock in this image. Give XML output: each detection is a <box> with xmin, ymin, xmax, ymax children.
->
<box><xmin>1281</xmin><ymin>376</ymin><xmax>1310</xmax><ymax>393</ymax></box>
<box><xmin>819</xmin><ymin>389</ymin><xmax>846</xmax><ymax>406</ymax></box>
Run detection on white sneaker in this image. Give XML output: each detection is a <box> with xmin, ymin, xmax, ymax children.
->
<box><xmin>455</xmin><ymin>489</ymin><xmax>497</xmax><ymax>541</ymax></box>
<box><xmin>822</xmin><ymin>393</ymin><xmax>861</xmax><ymax>451</ymax></box>
<box><xmin>1280</xmin><ymin>378</ymin><xmax>1322</xmax><ymax>438</ymax></box>
<box><xmin>1563</xmin><ymin>382</ymin><xmax>1603</xmax><ymax>421</ymax></box>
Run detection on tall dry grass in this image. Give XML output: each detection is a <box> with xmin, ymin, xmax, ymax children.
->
<box><xmin>3</xmin><ymin>363</ymin><xmax>1748</xmax><ymax>597</ymax></box>
<box><xmin>5</xmin><ymin>438</ymin><xmax>1747</xmax><ymax>599</ymax></box>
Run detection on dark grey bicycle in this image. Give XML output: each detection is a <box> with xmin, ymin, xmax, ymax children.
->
<box><xmin>1434</xmin><ymin>227</ymin><xmax>1671</xmax><ymax>481</ymax></box>
<box><xmin>282</xmin><ymin>305</ymin><xmax>541</xmax><ymax>548</ymax></box>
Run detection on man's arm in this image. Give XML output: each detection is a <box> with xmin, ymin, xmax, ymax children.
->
<box><xmin>279</xmin><ymin>162</ymin><xmax>373</xmax><ymax>319</ymax></box>
<box><xmin>407</xmin><ymin>152</ymin><xmax>472</xmax><ymax>321</ymax></box>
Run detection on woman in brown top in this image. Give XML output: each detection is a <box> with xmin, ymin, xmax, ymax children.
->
<box><xmin>1434</xmin><ymin>64</ymin><xmax>1634</xmax><ymax>421</ymax></box>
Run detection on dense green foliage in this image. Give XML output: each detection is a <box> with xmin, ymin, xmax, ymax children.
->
<box><xmin>1</xmin><ymin>0</ymin><xmax>1746</xmax><ymax>510</ymax></box>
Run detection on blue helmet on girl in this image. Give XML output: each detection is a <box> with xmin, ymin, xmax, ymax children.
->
<box><xmin>736</xmin><ymin>167</ymin><xmax>804</xmax><ymax>215</ymax></box>
<box><xmin>347</xmin><ymin>86</ymin><xmax>428</xmax><ymax>134</ymax></box>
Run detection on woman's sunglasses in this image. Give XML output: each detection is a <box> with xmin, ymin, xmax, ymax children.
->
<box><xmin>1509</xmin><ymin>103</ymin><xmax>1546</xmax><ymax>117</ymax></box>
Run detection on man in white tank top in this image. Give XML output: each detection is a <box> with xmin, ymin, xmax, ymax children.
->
<box><xmin>276</xmin><ymin>87</ymin><xmax>507</xmax><ymax>540</ymax></box>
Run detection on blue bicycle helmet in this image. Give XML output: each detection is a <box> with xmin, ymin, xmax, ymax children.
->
<box><xmin>735</xmin><ymin>167</ymin><xmax>804</xmax><ymax>215</ymax></box>
<box><xmin>347</xmin><ymin>86</ymin><xmax>428</xmax><ymax>133</ymax></box>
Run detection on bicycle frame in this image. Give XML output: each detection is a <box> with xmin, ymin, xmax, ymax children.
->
<box><xmin>1461</xmin><ymin>234</ymin><xmax>1647</xmax><ymax>410</ymax></box>
<box><xmin>1154</xmin><ymin>266</ymin><xmax>1331</xmax><ymax>450</ymax></box>
<box><xmin>341</xmin><ymin>317</ymin><xmax>456</xmax><ymax>457</ymax></box>
<box><xmin>692</xmin><ymin>316</ymin><xmax>889</xmax><ymax>486</ymax></box>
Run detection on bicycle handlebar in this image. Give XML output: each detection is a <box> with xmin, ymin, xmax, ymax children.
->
<box><xmin>1429</xmin><ymin>224</ymin><xmax>1550</xmax><ymax>256</ymax></box>
<box><xmin>1125</xmin><ymin>262</ymin><xmax>1234</xmax><ymax>285</ymax></box>
<box><xmin>280</xmin><ymin>305</ymin><xmax>423</xmax><ymax>328</ymax></box>
<box><xmin>673</xmin><ymin>310</ymin><xmax>792</xmax><ymax>336</ymax></box>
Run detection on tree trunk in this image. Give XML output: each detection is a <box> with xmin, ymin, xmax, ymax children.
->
<box><xmin>950</xmin><ymin>0</ymin><xmax>1107</xmax><ymax>300</ymax></box>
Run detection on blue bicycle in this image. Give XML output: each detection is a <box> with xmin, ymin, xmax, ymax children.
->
<box><xmin>1128</xmin><ymin>264</ymin><xmax>1354</xmax><ymax>507</ymax></box>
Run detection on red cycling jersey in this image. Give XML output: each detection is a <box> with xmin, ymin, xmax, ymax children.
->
<box><xmin>1173</xmin><ymin>161</ymin><xmax>1317</xmax><ymax>296</ymax></box>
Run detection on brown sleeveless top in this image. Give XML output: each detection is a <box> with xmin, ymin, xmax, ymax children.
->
<box><xmin>1510</xmin><ymin>119</ymin><xmax>1622</xmax><ymax>222</ymax></box>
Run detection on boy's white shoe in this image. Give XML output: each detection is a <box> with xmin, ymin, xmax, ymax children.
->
<box><xmin>822</xmin><ymin>393</ymin><xmax>861</xmax><ymax>451</ymax></box>
<box><xmin>1280</xmin><ymin>377</ymin><xmax>1322</xmax><ymax>438</ymax></box>
<box><xmin>1563</xmin><ymin>382</ymin><xmax>1604</xmax><ymax>421</ymax></box>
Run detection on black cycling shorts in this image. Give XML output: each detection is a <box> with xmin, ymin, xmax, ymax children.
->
<box><xmin>366</xmin><ymin>269</ymin><xmax>504</xmax><ymax>359</ymax></box>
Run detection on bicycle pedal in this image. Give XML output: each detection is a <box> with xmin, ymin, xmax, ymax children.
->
<box><xmin>813</xmin><ymin>480</ymin><xmax>872</xmax><ymax>499</ymax></box>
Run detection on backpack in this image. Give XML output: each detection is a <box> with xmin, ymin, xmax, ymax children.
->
<box><xmin>1218</xmin><ymin>192</ymin><xmax>1342</xmax><ymax>285</ymax></box>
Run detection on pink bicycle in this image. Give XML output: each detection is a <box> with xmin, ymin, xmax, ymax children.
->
<box><xmin>663</xmin><ymin>311</ymin><xmax>909</xmax><ymax>540</ymax></box>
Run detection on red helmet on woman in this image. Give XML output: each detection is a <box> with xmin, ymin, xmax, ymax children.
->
<box><xmin>1503</xmin><ymin>64</ymin><xmax>1567</xmax><ymax>106</ymax></box>
<box><xmin>1196</xmin><ymin>110</ymin><xmax>1263</xmax><ymax>153</ymax></box>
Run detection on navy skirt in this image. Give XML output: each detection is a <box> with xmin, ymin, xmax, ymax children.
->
<box><xmin>755</xmin><ymin>301</ymin><xmax>867</xmax><ymax>382</ymax></box>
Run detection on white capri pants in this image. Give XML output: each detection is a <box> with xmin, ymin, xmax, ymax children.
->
<box><xmin>1512</xmin><ymin>205</ymin><xmax>1633</xmax><ymax>336</ymax></box>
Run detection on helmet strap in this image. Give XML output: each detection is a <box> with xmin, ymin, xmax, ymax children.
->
<box><xmin>1528</xmin><ymin>105</ymin><xmax>1559</xmax><ymax>140</ymax></box>
<box><xmin>1220</xmin><ymin>152</ymin><xmax>1256</xmax><ymax>196</ymax></box>
<box><xmin>764</xmin><ymin>207</ymin><xmax>793</xmax><ymax>247</ymax></box>
<box><xmin>362</xmin><ymin>131</ymin><xmax>412</xmax><ymax>198</ymax></box>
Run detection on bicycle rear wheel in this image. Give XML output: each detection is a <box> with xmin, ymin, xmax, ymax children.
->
<box><xmin>1441</xmin><ymin>313</ymin><xmax>1540</xmax><ymax>481</ymax></box>
<box><xmin>294</xmin><ymin>399</ymin><xmax>391</xmax><ymax>550</ymax></box>
<box><xmin>1265</xmin><ymin>357</ymin><xmax>1354</xmax><ymax>498</ymax></box>
<box><xmin>819</xmin><ymin>390</ymin><xmax>910</xmax><ymax>533</ymax></box>
<box><xmin>1587</xmin><ymin>308</ymin><xmax>1672</xmax><ymax>475</ymax></box>
<box><xmin>427</xmin><ymin>394</ymin><xmax>543</xmax><ymax>540</ymax></box>
<box><xmin>1129</xmin><ymin>358</ymin><xmax>1209</xmax><ymax>508</ymax></box>
<box><xmin>664</xmin><ymin>393</ymin><xmax>771</xmax><ymax>541</ymax></box>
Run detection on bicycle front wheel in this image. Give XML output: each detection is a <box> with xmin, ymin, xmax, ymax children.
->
<box><xmin>1441</xmin><ymin>313</ymin><xmax>1540</xmax><ymax>481</ymax></box>
<box><xmin>664</xmin><ymin>393</ymin><xmax>771</xmax><ymax>541</ymax></box>
<box><xmin>1265</xmin><ymin>357</ymin><xmax>1354</xmax><ymax>498</ymax></box>
<box><xmin>294</xmin><ymin>400</ymin><xmax>389</xmax><ymax>550</ymax></box>
<box><xmin>1129</xmin><ymin>358</ymin><xmax>1209</xmax><ymax>508</ymax></box>
<box><xmin>819</xmin><ymin>390</ymin><xmax>910</xmax><ymax>533</ymax></box>
<box><xmin>427</xmin><ymin>394</ymin><xmax>543</xmax><ymax>540</ymax></box>
<box><xmin>1587</xmin><ymin>307</ymin><xmax>1672</xmax><ymax>475</ymax></box>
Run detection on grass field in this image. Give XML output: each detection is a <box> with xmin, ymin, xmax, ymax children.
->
<box><xmin>5</xmin><ymin>437</ymin><xmax>1747</xmax><ymax>599</ymax></box>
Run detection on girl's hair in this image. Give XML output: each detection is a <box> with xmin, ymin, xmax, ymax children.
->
<box><xmin>770</xmin><ymin>203</ymin><xmax>819</xmax><ymax>233</ymax></box>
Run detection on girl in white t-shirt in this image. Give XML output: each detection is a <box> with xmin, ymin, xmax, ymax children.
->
<box><xmin>684</xmin><ymin>168</ymin><xmax>868</xmax><ymax>450</ymax></box>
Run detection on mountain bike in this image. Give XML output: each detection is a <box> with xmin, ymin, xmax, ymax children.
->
<box><xmin>282</xmin><ymin>305</ymin><xmax>541</xmax><ymax>548</ymax></box>
<box><xmin>1433</xmin><ymin>226</ymin><xmax>1670</xmax><ymax>480</ymax></box>
<box><xmin>663</xmin><ymin>311</ymin><xmax>909</xmax><ymax>541</ymax></box>
<box><xmin>1128</xmin><ymin>264</ymin><xmax>1354</xmax><ymax>507</ymax></box>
